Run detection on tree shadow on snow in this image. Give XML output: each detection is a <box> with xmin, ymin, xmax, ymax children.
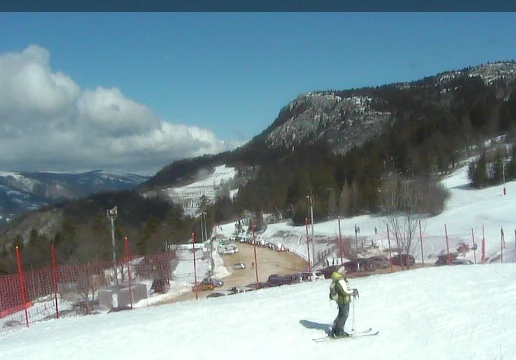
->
<box><xmin>299</xmin><ymin>319</ymin><xmax>330</xmax><ymax>332</ymax></box>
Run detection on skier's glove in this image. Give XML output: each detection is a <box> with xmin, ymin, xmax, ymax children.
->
<box><xmin>352</xmin><ymin>288</ymin><xmax>359</xmax><ymax>299</ymax></box>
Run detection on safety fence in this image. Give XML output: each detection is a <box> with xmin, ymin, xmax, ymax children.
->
<box><xmin>0</xmin><ymin>237</ymin><xmax>183</xmax><ymax>337</ymax></box>
<box><xmin>313</xmin><ymin>218</ymin><xmax>516</xmax><ymax>267</ymax></box>
<box><xmin>1</xmin><ymin>221</ymin><xmax>515</xmax><ymax>338</ymax></box>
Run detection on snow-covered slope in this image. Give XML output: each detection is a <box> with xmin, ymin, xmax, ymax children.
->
<box><xmin>144</xmin><ymin>165</ymin><xmax>239</xmax><ymax>216</ymax></box>
<box><xmin>1</xmin><ymin>262</ymin><xmax>515</xmax><ymax>360</ymax></box>
<box><xmin>238</xmin><ymin>161</ymin><xmax>516</xmax><ymax>267</ymax></box>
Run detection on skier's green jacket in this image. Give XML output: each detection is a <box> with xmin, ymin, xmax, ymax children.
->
<box><xmin>331</xmin><ymin>271</ymin><xmax>352</xmax><ymax>305</ymax></box>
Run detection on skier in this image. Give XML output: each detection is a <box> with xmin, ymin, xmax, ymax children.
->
<box><xmin>329</xmin><ymin>266</ymin><xmax>358</xmax><ymax>338</ymax></box>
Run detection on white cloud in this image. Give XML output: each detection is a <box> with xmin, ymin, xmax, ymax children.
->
<box><xmin>76</xmin><ymin>87</ymin><xmax>160</xmax><ymax>137</ymax></box>
<box><xmin>0</xmin><ymin>45</ymin><xmax>243</xmax><ymax>175</ymax></box>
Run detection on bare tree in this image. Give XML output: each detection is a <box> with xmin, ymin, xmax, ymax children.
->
<box><xmin>71</xmin><ymin>265</ymin><xmax>109</xmax><ymax>315</ymax></box>
<box><xmin>380</xmin><ymin>174</ymin><xmax>425</xmax><ymax>269</ymax></box>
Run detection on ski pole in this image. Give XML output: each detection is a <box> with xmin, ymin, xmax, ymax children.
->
<box><xmin>352</xmin><ymin>298</ymin><xmax>356</xmax><ymax>331</ymax></box>
<box><xmin>351</xmin><ymin>288</ymin><xmax>358</xmax><ymax>331</ymax></box>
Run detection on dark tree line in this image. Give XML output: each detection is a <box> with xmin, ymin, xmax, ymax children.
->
<box><xmin>468</xmin><ymin>143</ymin><xmax>516</xmax><ymax>188</ymax></box>
<box><xmin>0</xmin><ymin>191</ymin><xmax>211</xmax><ymax>275</ymax></box>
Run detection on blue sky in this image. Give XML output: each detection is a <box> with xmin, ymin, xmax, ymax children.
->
<box><xmin>0</xmin><ymin>13</ymin><xmax>515</xmax><ymax>173</ymax></box>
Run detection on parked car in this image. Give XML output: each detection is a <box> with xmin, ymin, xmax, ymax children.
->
<box><xmin>206</xmin><ymin>290</ymin><xmax>235</xmax><ymax>298</ymax></box>
<box><xmin>256</xmin><ymin>239</ymin><xmax>266</xmax><ymax>247</ymax></box>
<box><xmin>267</xmin><ymin>274</ymin><xmax>293</xmax><ymax>286</ymax></box>
<box><xmin>345</xmin><ymin>259</ymin><xmax>376</xmax><ymax>272</ymax></box>
<box><xmin>435</xmin><ymin>253</ymin><xmax>459</xmax><ymax>266</ymax></box>
<box><xmin>246</xmin><ymin>282</ymin><xmax>277</xmax><ymax>290</ymax></box>
<box><xmin>294</xmin><ymin>271</ymin><xmax>325</xmax><ymax>281</ymax></box>
<box><xmin>201</xmin><ymin>278</ymin><xmax>224</xmax><ymax>287</ymax></box>
<box><xmin>218</xmin><ymin>243</ymin><xmax>238</xmax><ymax>255</ymax></box>
<box><xmin>367</xmin><ymin>256</ymin><xmax>391</xmax><ymax>269</ymax></box>
<box><xmin>451</xmin><ymin>259</ymin><xmax>473</xmax><ymax>265</ymax></box>
<box><xmin>192</xmin><ymin>283</ymin><xmax>215</xmax><ymax>292</ymax></box>
<box><xmin>231</xmin><ymin>262</ymin><xmax>246</xmax><ymax>270</ymax></box>
<box><xmin>267</xmin><ymin>273</ymin><xmax>303</xmax><ymax>286</ymax></box>
<box><xmin>266</xmin><ymin>243</ymin><xmax>277</xmax><ymax>250</ymax></box>
<box><xmin>276</xmin><ymin>244</ymin><xmax>289</xmax><ymax>252</ymax></box>
<box><xmin>436</xmin><ymin>257</ymin><xmax>473</xmax><ymax>266</ymax></box>
<box><xmin>318</xmin><ymin>265</ymin><xmax>342</xmax><ymax>279</ymax></box>
<box><xmin>229</xmin><ymin>286</ymin><xmax>254</xmax><ymax>294</ymax></box>
<box><xmin>221</xmin><ymin>249</ymin><xmax>239</xmax><ymax>255</ymax></box>
<box><xmin>391</xmin><ymin>254</ymin><xmax>416</xmax><ymax>267</ymax></box>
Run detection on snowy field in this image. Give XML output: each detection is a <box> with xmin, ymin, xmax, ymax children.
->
<box><xmin>1</xmin><ymin>264</ymin><xmax>515</xmax><ymax>359</ymax></box>
<box><xmin>163</xmin><ymin>164</ymin><xmax>237</xmax><ymax>216</ymax></box>
<box><xmin>1</xmin><ymin>161</ymin><xmax>516</xmax><ymax>359</ymax></box>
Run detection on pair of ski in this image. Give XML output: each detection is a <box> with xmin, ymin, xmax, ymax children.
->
<box><xmin>312</xmin><ymin>327</ymin><xmax>379</xmax><ymax>343</ymax></box>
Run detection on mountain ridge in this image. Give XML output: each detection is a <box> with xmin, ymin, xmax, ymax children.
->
<box><xmin>140</xmin><ymin>60</ymin><xmax>516</xmax><ymax>192</ymax></box>
<box><xmin>0</xmin><ymin>170</ymin><xmax>149</xmax><ymax>224</ymax></box>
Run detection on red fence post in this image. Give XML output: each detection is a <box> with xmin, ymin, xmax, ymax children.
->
<box><xmin>387</xmin><ymin>224</ymin><xmax>393</xmax><ymax>273</ymax></box>
<box><xmin>15</xmin><ymin>246</ymin><xmax>29</xmax><ymax>328</ymax></box>
<box><xmin>125</xmin><ymin>237</ymin><xmax>133</xmax><ymax>308</ymax></box>
<box><xmin>445</xmin><ymin>224</ymin><xmax>451</xmax><ymax>265</ymax></box>
<box><xmin>305</xmin><ymin>218</ymin><xmax>311</xmax><ymax>273</ymax></box>
<box><xmin>252</xmin><ymin>220</ymin><xmax>259</xmax><ymax>287</ymax></box>
<box><xmin>192</xmin><ymin>232</ymin><xmax>198</xmax><ymax>300</ymax></box>
<box><xmin>419</xmin><ymin>219</ymin><xmax>424</xmax><ymax>267</ymax></box>
<box><xmin>51</xmin><ymin>242</ymin><xmax>59</xmax><ymax>319</ymax></box>
<box><xmin>338</xmin><ymin>216</ymin><xmax>343</xmax><ymax>265</ymax></box>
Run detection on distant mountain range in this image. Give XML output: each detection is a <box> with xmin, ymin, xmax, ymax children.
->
<box><xmin>0</xmin><ymin>170</ymin><xmax>149</xmax><ymax>224</ymax></box>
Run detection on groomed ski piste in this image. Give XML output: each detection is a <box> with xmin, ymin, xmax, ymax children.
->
<box><xmin>1</xmin><ymin>158</ymin><xmax>516</xmax><ymax>359</ymax></box>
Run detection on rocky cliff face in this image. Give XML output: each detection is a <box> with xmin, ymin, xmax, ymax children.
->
<box><xmin>262</xmin><ymin>62</ymin><xmax>516</xmax><ymax>154</ymax></box>
<box><xmin>457</xmin><ymin>61</ymin><xmax>516</xmax><ymax>85</ymax></box>
<box><xmin>263</xmin><ymin>92</ymin><xmax>391</xmax><ymax>154</ymax></box>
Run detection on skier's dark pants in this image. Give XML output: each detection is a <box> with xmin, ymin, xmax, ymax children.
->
<box><xmin>332</xmin><ymin>302</ymin><xmax>350</xmax><ymax>335</ymax></box>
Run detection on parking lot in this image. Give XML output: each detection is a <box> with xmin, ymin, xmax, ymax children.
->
<box><xmin>152</xmin><ymin>242</ymin><xmax>431</xmax><ymax>306</ymax></box>
<box><xmin>161</xmin><ymin>240</ymin><xmax>309</xmax><ymax>304</ymax></box>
